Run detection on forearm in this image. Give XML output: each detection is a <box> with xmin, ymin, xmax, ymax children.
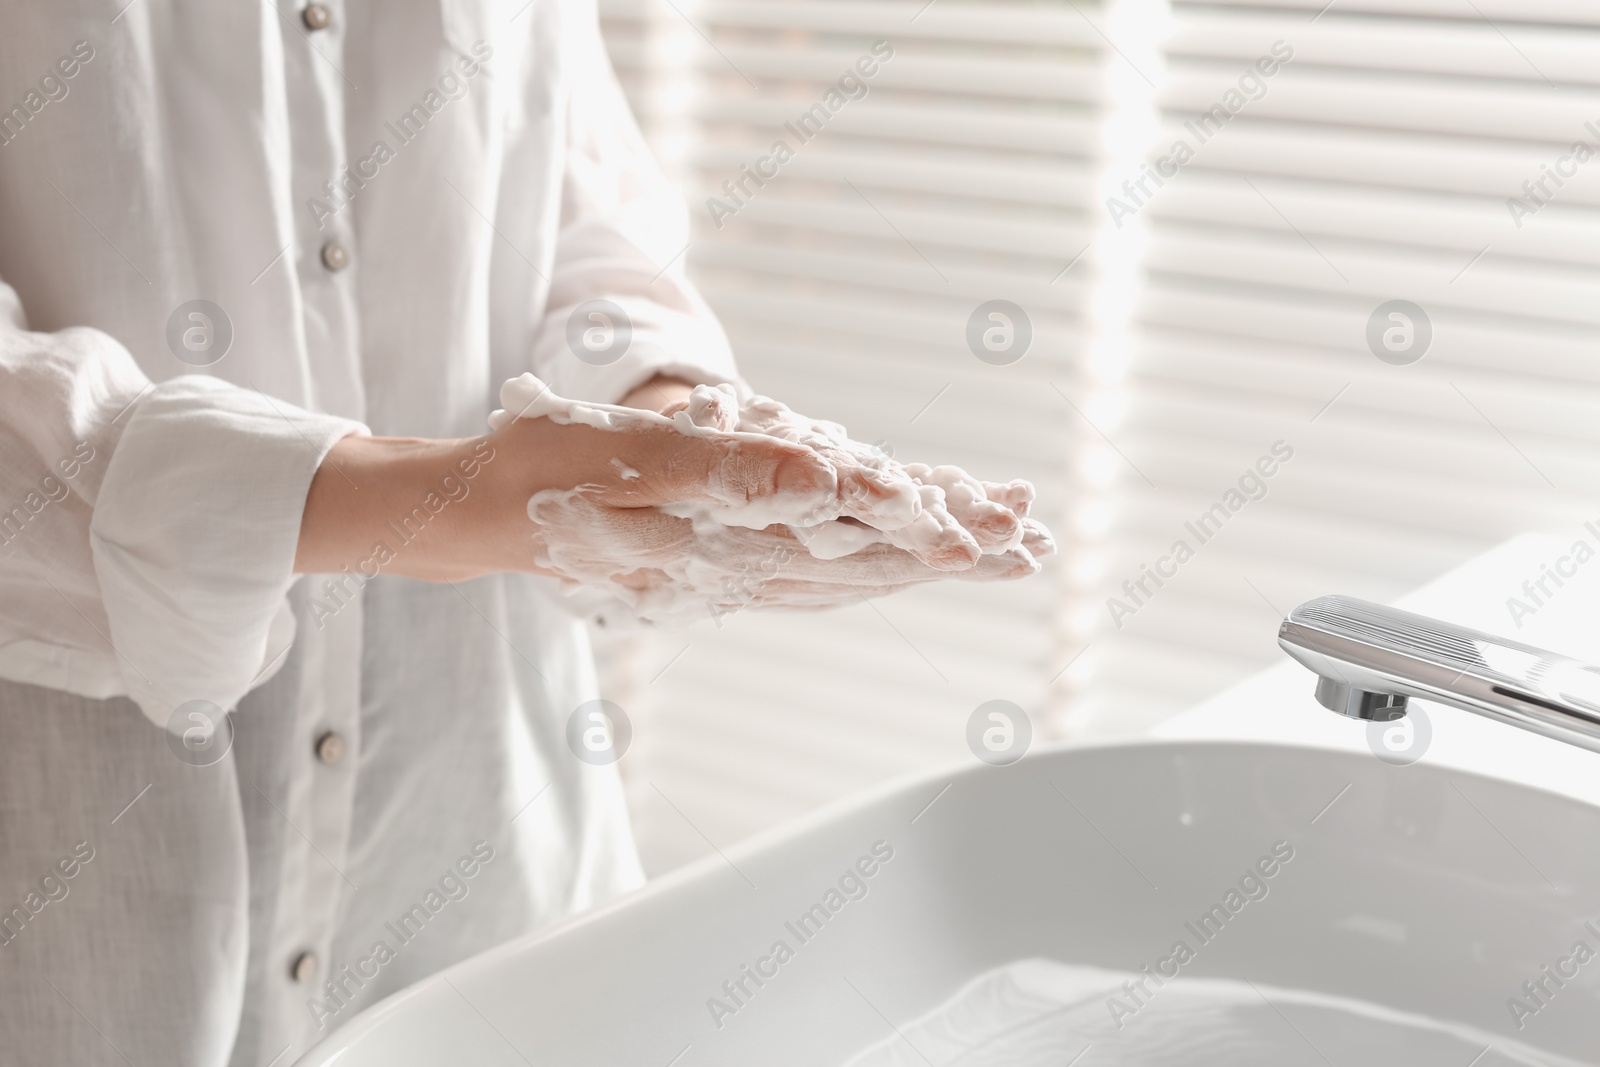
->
<box><xmin>293</xmin><ymin>375</ymin><xmax>698</xmax><ymax>581</ymax></box>
<box><xmin>294</xmin><ymin>433</ymin><xmax>528</xmax><ymax>581</ymax></box>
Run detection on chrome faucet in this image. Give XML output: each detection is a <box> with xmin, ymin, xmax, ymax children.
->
<box><xmin>1279</xmin><ymin>595</ymin><xmax>1600</xmax><ymax>755</ymax></box>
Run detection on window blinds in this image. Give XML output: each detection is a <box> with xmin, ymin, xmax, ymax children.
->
<box><xmin>599</xmin><ymin>0</ymin><xmax>1095</xmax><ymax>873</ymax></box>
<box><xmin>597</xmin><ymin>0</ymin><xmax>1600</xmax><ymax>874</ymax></box>
<box><xmin>1079</xmin><ymin>0</ymin><xmax>1600</xmax><ymax>732</ymax></box>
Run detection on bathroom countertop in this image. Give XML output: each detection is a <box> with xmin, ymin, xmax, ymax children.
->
<box><xmin>1154</xmin><ymin>531</ymin><xmax>1600</xmax><ymax>807</ymax></box>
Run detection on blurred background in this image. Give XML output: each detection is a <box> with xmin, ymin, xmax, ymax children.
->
<box><xmin>590</xmin><ymin>0</ymin><xmax>1600</xmax><ymax>875</ymax></box>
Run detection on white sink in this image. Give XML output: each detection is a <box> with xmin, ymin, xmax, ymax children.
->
<box><xmin>296</xmin><ymin>738</ymin><xmax>1600</xmax><ymax>1065</ymax></box>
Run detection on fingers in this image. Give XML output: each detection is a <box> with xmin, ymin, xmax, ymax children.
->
<box><xmin>702</xmin><ymin>526</ymin><xmax>1019</xmax><ymax>591</ymax></box>
<box><xmin>916</xmin><ymin>465</ymin><xmax>1023</xmax><ymax>553</ymax></box>
<box><xmin>788</xmin><ymin>461</ymin><xmax>1036</xmax><ymax>571</ymax></box>
<box><xmin>678</xmin><ymin>433</ymin><xmax>1039</xmax><ymax>575</ymax></box>
<box><xmin>714</xmin><ymin>540</ymin><xmax>1039</xmax><ymax>611</ymax></box>
<box><xmin>1018</xmin><ymin>516</ymin><xmax>1056</xmax><ymax>558</ymax></box>
<box><xmin>664</xmin><ymin>429</ymin><xmax>840</xmax><ymax>526</ymax></box>
<box><xmin>733</xmin><ymin>579</ymin><xmax>928</xmax><ymax>612</ymax></box>
<box><xmin>875</xmin><ymin>483</ymin><xmax>983</xmax><ymax>570</ymax></box>
<box><xmin>801</xmin><ymin>459</ymin><xmax>1022</xmax><ymax>571</ymax></box>
<box><xmin>736</xmin><ymin>395</ymin><xmax>925</xmax><ymax>532</ymax></box>
<box><xmin>788</xmin><ymin>476</ymin><xmax>974</xmax><ymax>570</ymax></box>
<box><xmin>499</xmin><ymin>375</ymin><xmax>1054</xmax><ymax>622</ymax></box>
<box><xmin>955</xmin><ymin>545</ymin><xmax>1044</xmax><ymax>582</ymax></box>
<box><xmin>978</xmin><ymin>478</ymin><xmax>1034</xmax><ymax>519</ymax></box>
<box><xmin>834</xmin><ymin>459</ymin><xmax>923</xmax><ymax>532</ymax></box>
<box><xmin>756</xmin><ymin>428</ymin><xmax>1046</xmax><ymax>574</ymax></box>
<box><xmin>525</xmin><ymin>488</ymin><xmax>1045</xmax><ymax>626</ymax></box>
<box><xmin>779</xmin><ymin>430</ymin><xmax>924</xmax><ymax>533</ymax></box>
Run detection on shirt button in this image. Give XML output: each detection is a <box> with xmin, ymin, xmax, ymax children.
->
<box><xmin>320</xmin><ymin>241</ymin><xmax>349</xmax><ymax>272</ymax></box>
<box><xmin>302</xmin><ymin>3</ymin><xmax>332</xmax><ymax>30</ymax></box>
<box><xmin>290</xmin><ymin>951</ymin><xmax>318</xmax><ymax>984</ymax></box>
<box><xmin>315</xmin><ymin>730</ymin><xmax>345</xmax><ymax>766</ymax></box>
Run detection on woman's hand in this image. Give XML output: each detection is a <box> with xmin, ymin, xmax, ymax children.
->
<box><xmin>530</xmin><ymin>493</ymin><xmax>1055</xmax><ymax>625</ymax></box>
<box><xmin>294</xmin><ymin>375</ymin><xmax>835</xmax><ymax>582</ymax></box>
<box><xmin>294</xmin><ymin>372</ymin><xmax>1055</xmax><ymax>622</ymax></box>
<box><xmin>488</xmin><ymin>374</ymin><xmax>1054</xmax><ymax>622</ymax></box>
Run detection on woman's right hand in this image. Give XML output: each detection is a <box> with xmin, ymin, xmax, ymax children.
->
<box><xmin>292</xmin><ymin>401</ymin><xmax>839</xmax><ymax>584</ymax></box>
<box><xmin>485</xmin><ymin>375</ymin><xmax>1052</xmax><ymax>621</ymax></box>
<box><xmin>295</xmin><ymin>374</ymin><xmax>1053</xmax><ymax>620</ymax></box>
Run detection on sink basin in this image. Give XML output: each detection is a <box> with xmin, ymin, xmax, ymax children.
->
<box><xmin>295</xmin><ymin>740</ymin><xmax>1600</xmax><ymax>1065</ymax></box>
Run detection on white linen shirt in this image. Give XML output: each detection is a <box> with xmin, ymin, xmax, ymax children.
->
<box><xmin>0</xmin><ymin>2</ymin><xmax>736</xmax><ymax>1064</ymax></box>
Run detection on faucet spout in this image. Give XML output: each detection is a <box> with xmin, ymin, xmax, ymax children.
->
<box><xmin>1279</xmin><ymin>595</ymin><xmax>1600</xmax><ymax>754</ymax></box>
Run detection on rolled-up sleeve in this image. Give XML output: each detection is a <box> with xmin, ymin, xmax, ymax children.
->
<box><xmin>528</xmin><ymin>7</ymin><xmax>739</xmax><ymax>403</ymax></box>
<box><xmin>0</xmin><ymin>282</ymin><xmax>365</xmax><ymax>729</ymax></box>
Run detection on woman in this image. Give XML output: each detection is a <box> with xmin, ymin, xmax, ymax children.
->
<box><xmin>0</xmin><ymin>3</ymin><xmax>1044</xmax><ymax>1063</ymax></box>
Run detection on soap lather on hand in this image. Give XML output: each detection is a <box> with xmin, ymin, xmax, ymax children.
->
<box><xmin>490</xmin><ymin>374</ymin><xmax>1055</xmax><ymax>623</ymax></box>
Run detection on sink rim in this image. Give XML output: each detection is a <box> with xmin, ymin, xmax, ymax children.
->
<box><xmin>295</xmin><ymin>735</ymin><xmax>1600</xmax><ymax>1065</ymax></box>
